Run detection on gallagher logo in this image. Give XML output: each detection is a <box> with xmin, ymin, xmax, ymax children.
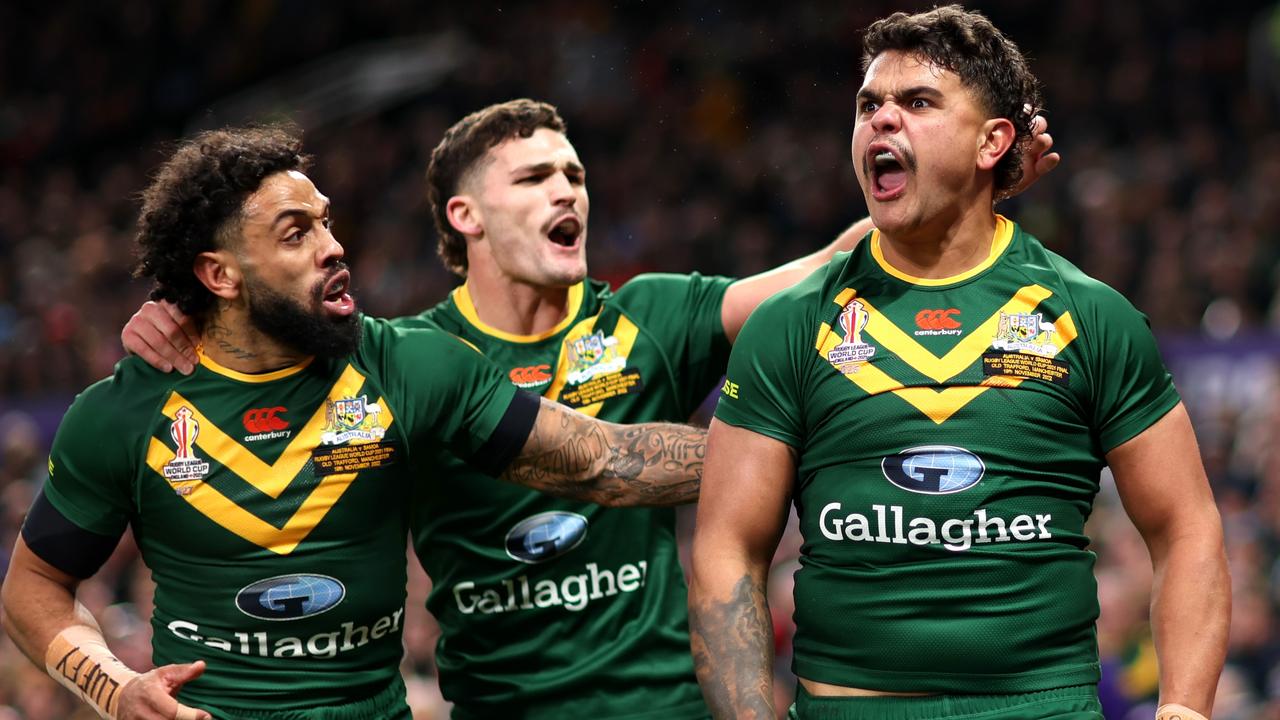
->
<box><xmin>914</xmin><ymin>309</ymin><xmax>961</xmax><ymax>336</ymax></box>
<box><xmin>882</xmin><ymin>446</ymin><xmax>985</xmax><ymax>494</ymax></box>
<box><xmin>243</xmin><ymin>407</ymin><xmax>288</xmax><ymax>433</ymax></box>
<box><xmin>235</xmin><ymin>574</ymin><xmax>346</xmax><ymax>621</ymax></box>
<box><xmin>509</xmin><ymin>364</ymin><xmax>552</xmax><ymax>389</ymax></box>
<box><xmin>505</xmin><ymin>511</ymin><xmax>589</xmax><ymax>563</ymax></box>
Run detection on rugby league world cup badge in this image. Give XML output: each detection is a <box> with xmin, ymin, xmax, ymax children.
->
<box><xmin>829</xmin><ymin>298</ymin><xmax>876</xmax><ymax>373</ymax></box>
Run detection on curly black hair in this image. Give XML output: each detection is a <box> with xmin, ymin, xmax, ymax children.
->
<box><xmin>133</xmin><ymin>126</ymin><xmax>311</xmax><ymax>324</ymax></box>
<box><xmin>862</xmin><ymin>5</ymin><xmax>1043</xmax><ymax>197</ymax></box>
<box><xmin>426</xmin><ymin>99</ymin><xmax>566</xmax><ymax>277</ymax></box>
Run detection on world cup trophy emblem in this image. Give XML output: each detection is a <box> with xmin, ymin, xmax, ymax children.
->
<box><xmin>162</xmin><ymin>405</ymin><xmax>210</xmax><ymax>487</ymax></box>
<box><xmin>827</xmin><ymin>298</ymin><xmax>876</xmax><ymax>371</ymax></box>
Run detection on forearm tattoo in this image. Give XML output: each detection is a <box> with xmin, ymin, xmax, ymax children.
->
<box><xmin>501</xmin><ymin>401</ymin><xmax>704</xmax><ymax>506</ymax></box>
<box><xmin>689</xmin><ymin>574</ymin><xmax>775</xmax><ymax>719</ymax></box>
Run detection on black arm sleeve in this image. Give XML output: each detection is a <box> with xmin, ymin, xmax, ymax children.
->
<box><xmin>469</xmin><ymin>389</ymin><xmax>542</xmax><ymax>477</ymax></box>
<box><xmin>20</xmin><ymin>490</ymin><xmax>122</xmax><ymax>579</ymax></box>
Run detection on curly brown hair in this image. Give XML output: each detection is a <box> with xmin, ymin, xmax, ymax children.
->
<box><xmin>133</xmin><ymin>126</ymin><xmax>311</xmax><ymax>325</ymax></box>
<box><xmin>862</xmin><ymin>5</ymin><xmax>1042</xmax><ymax>197</ymax></box>
<box><xmin>426</xmin><ymin>99</ymin><xmax>567</xmax><ymax>276</ymax></box>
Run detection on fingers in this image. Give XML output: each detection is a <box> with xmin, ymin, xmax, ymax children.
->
<box><xmin>118</xmin><ymin>661</ymin><xmax>210</xmax><ymax>720</ymax></box>
<box><xmin>123</xmin><ymin>302</ymin><xmax>198</xmax><ymax>374</ymax></box>
<box><xmin>175</xmin><ymin>704</ymin><xmax>212</xmax><ymax>720</ymax></box>
<box><xmin>159</xmin><ymin>300</ymin><xmax>200</xmax><ymax>356</ymax></box>
<box><xmin>1035</xmin><ymin>151</ymin><xmax>1061</xmax><ymax>177</ymax></box>
<box><xmin>159</xmin><ymin>660</ymin><xmax>206</xmax><ymax>687</ymax></box>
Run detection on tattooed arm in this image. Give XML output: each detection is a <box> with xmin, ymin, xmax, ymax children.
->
<box><xmin>499</xmin><ymin>397</ymin><xmax>704</xmax><ymax>507</ymax></box>
<box><xmin>688</xmin><ymin>419</ymin><xmax>796</xmax><ymax>718</ymax></box>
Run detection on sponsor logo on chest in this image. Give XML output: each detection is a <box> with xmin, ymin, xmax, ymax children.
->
<box><xmin>817</xmin><ymin>445</ymin><xmax>1053</xmax><ymax>552</ymax></box>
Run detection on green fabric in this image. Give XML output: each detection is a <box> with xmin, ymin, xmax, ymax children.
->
<box><xmin>398</xmin><ymin>273</ymin><xmax>732</xmax><ymax>719</ymax></box>
<box><xmin>44</xmin><ymin>316</ymin><xmax>519</xmax><ymax>709</ymax></box>
<box><xmin>716</xmin><ymin>220</ymin><xmax>1179</xmax><ymax>693</ymax></box>
<box><xmin>208</xmin><ymin>676</ymin><xmax>411</xmax><ymax>719</ymax></box>
<box><xmin>789</xmin><ymin>684</ymin><xmax>1102</xmax><ymax>720</ymax></box>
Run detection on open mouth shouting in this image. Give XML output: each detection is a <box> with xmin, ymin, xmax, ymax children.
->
<box><xmin>545</xmin><ymin>213</ymin><xmax>584</xmax><ymax>250</ymax></box>
<box><xmin>320</xmin><ymin>268</ymin><xmax>355</xmax><ymax>317</ymax></box>
<box><xmin>867</xmin><ymin>141</ymin><xmax>912</xmax><ymax>202</ymax></box>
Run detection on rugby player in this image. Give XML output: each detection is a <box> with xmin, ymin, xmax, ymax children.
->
<box><xmin>690</xmin><ymin>6</ymin><xmax>1229</xmax><ymax>720</ymax></box>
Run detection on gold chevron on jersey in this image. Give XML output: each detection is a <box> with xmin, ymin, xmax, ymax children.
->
<box><xmin>817</xmin><ymin>286</ymin><xmax>1078</xmax><ymax>424</ymax></box>
<box><xmin>143</xmin><ymin>363</ymin><xmax>397</xmax><ymax>554</ymax></box>
<box><xmin>544</xmin><ymin>313</ymin><xmax>641</xmax><ymax>417</ymax></box>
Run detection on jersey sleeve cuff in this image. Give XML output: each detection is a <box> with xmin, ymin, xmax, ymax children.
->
<box><xmin>21</xmin><ymin>490</ymin><xmax>122</xmax><ymax>579</ymax></box>
<box><xmin>468</xmin><ymin>389</ymin><xmax>541</xmax><ymax>476</ymax></box>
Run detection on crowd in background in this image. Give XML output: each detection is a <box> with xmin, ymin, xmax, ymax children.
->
<box><xmin>0</xmin><ymin>1</ymin><xmax>1278</xmax><ymax>717</ymax></box>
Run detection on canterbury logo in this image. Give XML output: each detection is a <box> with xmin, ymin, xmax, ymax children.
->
<box><xmin>243</xmin><ymin>407</ymin><xmax>288</xmax><ymax>433</ymax></box>
<box><xmin>915</xmin><ymin>309</ymin><xmax>961</xmax><ymax>331</ymax></box>
<box><xmin>509</xmin><ymin>364</ymin><xmax>552</xmax><ymax>388</ymax></box>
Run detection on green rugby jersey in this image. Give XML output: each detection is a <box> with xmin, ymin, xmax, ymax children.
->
<box><xmin>715</xmin><ymin>217</ymin><xmax>1180</xmax><ymax>693</ymax></box>
<box><xmin>399</xmin><ymin>273</ymin><xmax>732</xmax><ymax>719</ymax></box>
<box><xmin>39</xmin><ymin>317</ymin><xmax>522</xmax><ymax>711</ymax></box>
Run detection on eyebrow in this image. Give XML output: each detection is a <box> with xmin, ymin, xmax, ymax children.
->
<box><xmin>271</xmin><ymin>200</ymin><xmax>330</xmax><ymax>229</ymax></box>
<box><xmin>856</xmin><ymin>85</ymin><xmax>945</xmax><ymax>104</ymax></box>
<box><xmin>511</xmin><ymin>161</ymin><xmax>586</xmax><ymax>176</ymax></box>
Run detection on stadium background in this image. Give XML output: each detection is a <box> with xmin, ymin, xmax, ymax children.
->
<box><xmin>0</xmin><ymin>1</ymin><xmax>1277</xmax><ymax>717</ymax></box>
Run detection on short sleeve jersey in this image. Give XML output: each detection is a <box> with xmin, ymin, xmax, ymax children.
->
<box><xmin>399</xmin><ymin>273</ymin><xmax>732</xmax><ymax>719</ymax></box>
<box><xmin>39</xmin><ymin>317</ymin><xmax>521</xmax><ymax>711</ymax></box>
<box><xmin>715</xmin><ymin>217</ymin><xmax>1180</xmax><ymax>693</ymax></box>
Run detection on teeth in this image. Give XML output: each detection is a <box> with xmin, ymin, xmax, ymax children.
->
<box><xmin>874</xmin><ymin>151</ymin><xmax>896</xmax><ymax>166</ymax></box>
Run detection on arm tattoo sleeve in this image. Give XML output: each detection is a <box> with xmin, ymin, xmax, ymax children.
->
<box><xmin>689</xmin><ymin>573</ymin><xmax>775</xmax><ymax>719</ymax></box>
<box><xmin>499</xmin><ymin>400</ymin><xmax>704</xmax><ymax>506</ymax></box>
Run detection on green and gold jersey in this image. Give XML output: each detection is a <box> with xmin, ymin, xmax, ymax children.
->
<box><xmin>400</xmin><ymin>273</ymin><xmax>732</xmax><ymax>719</ymax></box>
<box><xmin>40</xmin><ymin>317</ymin><xmax>522</xmax><ymax>711</ymax></box>
<box><xmin>715</xmin><ymin>217</ymin><xmax>1180</xmax><ymax>693</ymax></box>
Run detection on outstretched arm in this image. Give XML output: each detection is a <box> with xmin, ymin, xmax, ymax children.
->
<box><xmin>1108</xmin><ymin>403</ymin><xmax>1229</xmax><ymax>718</ymax></box>
<box><xmin>499</xmin><ymin>397</ymin><xmax>704</xmax><ymax>507</ymax></box>
<box><xmin>688</xmin><ymin>419</ymin><xmax>795</xmax><ymax>718</ymax></box>
<box><xmin>2</xmin><ymin>537</ymin><xmax>212</xmax><ymax>720</ymax></box>
<box><xmin>718</xmin><ymin>115</ymin><xmax>1060</xmax><ymax>341</ymax></box>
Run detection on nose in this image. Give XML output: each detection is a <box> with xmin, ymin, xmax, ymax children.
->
<box><xmin>317</xmin><ymin>225</ymin><xmax>344</xmax><ymax>267</ymax></box>
<box><xmin>547</xmin><ymin>172</ymin><xmax>576</xmax><ymax>207</ymax></box>
<box><xmin>870</xmin><ymin>102</ymin><xmax>902</xmax><ymax>134</ymax></box>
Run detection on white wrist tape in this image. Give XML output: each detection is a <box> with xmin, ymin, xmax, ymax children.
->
<box><xmin>44</xmin><ymin>625</ymin><xmax>140</xmax><ymax>720</ymax></box>
<box><xmin>1156</xmin><ymin>703</ymin><xmax>1210</xmax><ymax>720</ymax></box>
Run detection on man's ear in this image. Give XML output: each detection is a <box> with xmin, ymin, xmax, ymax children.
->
<box><xmin>193</xmin><ymin>250</ymin><xmax>241</xmax><ymax>301</ymax></box>
<box><xmin>446</xmin><ymin>195</ymin><xmax>483</xmax><ymax>238</ymax></box>
<box><xmin>976</xmin><ymin>117</ymin><xmax>1017</xmax><ymax>171</ymax></box>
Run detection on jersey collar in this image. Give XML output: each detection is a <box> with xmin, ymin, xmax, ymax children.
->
<box><xmin>197</xmin><ymin>349</ymin><xmax>314</xmax><ymax>383</ymax></box>
<box><xmin>452</xmin><ymin>281</ymin><xmax>585</xmax><ymax>343</ymax></box>
<box><xmin>871</xmin><ymin>214</ymin><xmax>1015</xmax><ymax>287</ymax></box>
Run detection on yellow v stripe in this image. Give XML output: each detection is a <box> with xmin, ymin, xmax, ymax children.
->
<box><xmin>544</xmin><ymin>314</ymin><xmax>641</xmax><ymax>418</ymax></box>
<box><xmin>146</xmin><ymin>438</ymin><xmax>360</xmax><ymax>555</ymax></box>
<box><xmin>146</xmin><ymin>363</ymin><xmax>399</xmax><ymax>554</ymax></box>
<box><xmin>159</xmin><ymin>365</ymin><xmax>371</xmax><ymax>498</ymax></box>
<box><xmin>840</xmin><ymin>285</ymin><xmax>1056</xmax><ymax>383</ymax></box>
<box><xmin>816</xmin><ymin>296</ymin><xmax>1080</xmax><ymax>425</ymax></box>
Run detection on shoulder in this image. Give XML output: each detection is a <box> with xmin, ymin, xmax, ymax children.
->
<box><xmin>57</xmin><ymin>357</ymin><xmax>174</xmax><ymax>438</ymax></box>
<box><xmin>358</xmin><ymin>315</ymin><xmax>483</xmax><ymax>360</ymax></box>
<box><xmin>1010</xmin><ymin>225</ymin><xmax>1145</xmax><ymax>320</ymax></box>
